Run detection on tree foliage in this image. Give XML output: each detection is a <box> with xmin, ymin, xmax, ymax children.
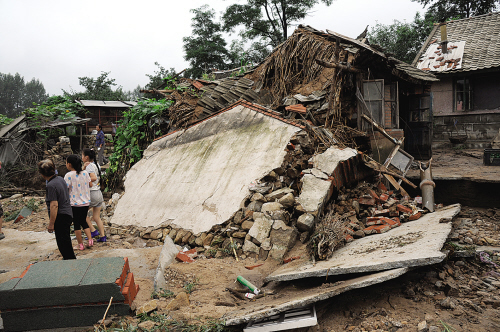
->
<box><xmin>412</xmin><ymin>0</ymin><xmax>500</xmax><ymax>21</ymax></box>
<box><xmin>368</xmin><ymin>12</ymin><xmax>435</xmax><ymax>64</ymax></box>
<box><xmin>106</xmin><ymin>98</ymin><xmax>172</xmax><ymax>189</ymax></box>
<box><xmin>369</xmin><ymin>0</ymin><xmax>499</xmax><ymax>64</ymax></box>
<box><xmin>0</xmin><ymin>72</ymin><xmax>48</xmax><ymax>118</ymax></box>
<box><xmin>222</xmin><ymin>0</ymin><xmax>333</xmax><ymax>48</ymax></box>
<box><xmin>183</xmin><ymin>6</ymin><xmax>230</xmax><ymax>79</ymax></box>
<box><xmin>63</xmin><ymin>71</ymin><xmax>126</xmax><ymax>101</ymax></box>
<box><xmin>145</xmin><ymin>62</ymin><xmax>177</xmax><ymax>90</ymax></box>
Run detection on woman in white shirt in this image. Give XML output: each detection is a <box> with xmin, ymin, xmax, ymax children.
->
<box><xmin>82</xmin><ymin>148</ymin><xmax>106</xmax><ymax>242</ymax></box>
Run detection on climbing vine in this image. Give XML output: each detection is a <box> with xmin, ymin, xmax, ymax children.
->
<box><xmin>106</xmin><ymin>98</ymin><xmax>173</xmax><ymax>190</ymax></box>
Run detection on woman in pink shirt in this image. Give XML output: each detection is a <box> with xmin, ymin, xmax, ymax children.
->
<box><xmin>64</xmin><ymin>155</ymin><xmax>93</xmax><ymax>250</ymax></box>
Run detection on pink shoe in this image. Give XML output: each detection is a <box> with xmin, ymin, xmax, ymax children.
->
<box><xmin>79</xmin><ymin>243</ymin><xmax>85</xmax><ymax>251</ymax></box>
<box><xmin>88</xmin><ymin>238</ymin><xmax>94</xmax><ymax>248</ymax></box>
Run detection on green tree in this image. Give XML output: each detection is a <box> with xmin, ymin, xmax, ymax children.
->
<box><xmin>63</xmin><ymin>71</ymin><xmax>126</xmax><ymax>101</ymax></box>
<box><xmin>0</xmin><ymin>72</ymin><xmax>48</xmax><ymax>118</ymax></box>
<box><xmin>222</xmin><ymin>0</ymin><xmax>334</xmax><ymax>49</ymax></box>
<box><xmin>368</xmin><ymin>12</ymin><xmax>435</xmax><ymax>64</ymax></box>
<box><xmin>412</xmin><ymin>0</ymin><xmax>500</xmax><ymax>21</ymax></box>
<box><xmin>145</xmin><ymin>62</ymin><xmax>177</xmax><ymax>90</ymax></box>
<box><xmin>183</xmin><ymin>5</ymin><xmax>230</xmax><ymax>79</ymax></box>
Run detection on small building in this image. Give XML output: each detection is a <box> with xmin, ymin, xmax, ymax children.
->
<box><xmin>413</xmin><ymin>12</ymin><xmax>500</xmax><ymax>148</ymax></box>
<box><xmin>75</xmin><ymin>100</ymin><xmax>137</xmax><ymax>135</ymax></box>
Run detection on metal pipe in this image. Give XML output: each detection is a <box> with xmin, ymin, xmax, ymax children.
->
<box><xmin>419</xmin><ymin>159</ymin><xmax>435</xmax><ymax>212</ymax></box>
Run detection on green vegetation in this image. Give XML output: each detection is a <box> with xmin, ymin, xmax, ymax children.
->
<box><xmin>412</xmin><ymin>0</ymin><xmax>500</xmax><ymax>21</ymax></box>
<box><xmin>151</xmin><ymin>288</ymin><xmax>175</xmax><ymax>299</ymax></box>
<box><xmin>0</xmin><ymin>114</ymin><xmax>14</xmax><ymax>126</ymax></box>
<box><xmin>62</xmin><ymin>71</ymin><xmax>126</xmax><ymax>101</ymax></box>
<box><xmin>183</xmin><ymin>279</ymin><xmax>198</xmax><ymax>294</ymax></box>
<box><xmin>106</xmin><ymin>98</ymin><xmax>172</xmax><ymax>189</ymax></box>
<box><xmin>439</xmin><ymin>320</ymin><xmax>457</xmax><ymax>331</ymax></box>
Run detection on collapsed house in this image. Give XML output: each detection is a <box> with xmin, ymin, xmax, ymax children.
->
<box><xmin>111</xmin><ymin>25</ymin><xmax>445</xmax><ymax>266</ymax></box>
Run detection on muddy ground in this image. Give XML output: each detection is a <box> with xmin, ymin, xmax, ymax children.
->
<box><xmin>1</xmin><ymin>194</ymin><xmax>499</xmax><ymax>332</ymax></box>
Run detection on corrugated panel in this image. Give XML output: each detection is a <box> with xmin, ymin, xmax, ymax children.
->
<box><xmin>78</xmin><ymin>100</ymin><xmax>137</xmax><ymax>107</ymax></box>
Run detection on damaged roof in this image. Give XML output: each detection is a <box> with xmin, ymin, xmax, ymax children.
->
<box><xmin>413</xmin><ymin>12</ymin><xmax>500</xmax><ymax>74</ymax></box>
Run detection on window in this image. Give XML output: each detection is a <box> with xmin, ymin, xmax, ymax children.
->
<box><xmin>384</xmin><ymin>82</ymin><xmax>398</xmax><ymax>128</ymax></box>
<box><xmin>362</xmin><ymin>80</ymin><xmax>384</xmax><ymax>125</ymax></box>
<box><xmin>455</xmin><ymin>78</ymin><xmax>473</xmax><ymax>111</ymax></box>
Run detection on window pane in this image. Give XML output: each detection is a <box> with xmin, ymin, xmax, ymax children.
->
<box><xmin>366</xmin><ymin>101</ymin><xmax>383</xmax><ymax>123</ymax></box>
<box><xmin>363</xmin><ymin>81</ymin><xmax>383</xmax><ymax>100</ymax></box>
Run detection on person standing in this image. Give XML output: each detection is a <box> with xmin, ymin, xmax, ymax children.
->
<box><xmin>95</xmin><ymin>124</ymin><xmax>105</xmax><ymax>166</ymax></box>
<box><xmin>38</xmin><ymin>159</ymin><xmax>76</xmax><ymax>260</ymax></box>
<box><xmin>82</xmin><ymin>148</ymin><xmax>106</xmax><ymax>242</ymax></box>
<box><xmin>64</xmin><ymin>155</ymin><xmax>93</xmax><ymax>251</ymax></box>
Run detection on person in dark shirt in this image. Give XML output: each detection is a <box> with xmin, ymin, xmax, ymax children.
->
<box><xmin>38</xmin><ymin>159</ymin><xmax>76</xmax><ymax>260</ymax></box>
<box><xmin>95</xmin><ymin>124</ymin><xmax>105</xmax><ymax>166</ymax></box>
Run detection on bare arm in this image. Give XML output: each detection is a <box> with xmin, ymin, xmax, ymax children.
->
<box><xmin>48</xmin><ymin>201</ymin><xmax>58</xmax><ymax>233</ymax></box>
<box><xmin>89</xmin><ymin>172</ymin><xmax>97</xmax><ymax>182</ymax></box>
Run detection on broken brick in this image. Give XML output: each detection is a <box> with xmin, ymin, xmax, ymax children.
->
<box><xmin>379</xmin><ymin>193</ymin><xmax>389</xmax><ymax>202</ymax></box>
<box><xmin>368</xmin><ymin>189</ymin><xmax>379</xmax><ymax>201</ymax></box>
<box><xmin>363</xmin><ymin>226</ymin><xmax>377</xmax><ymax>235</ymax></box>
<box><xmin>283</xmin><ymin>256</ymin><xmax>300</xmax><ymax>264</ymax></box>
<box><xmin>373</xmin><ymin>225</ymin><xmax>391</xmax><ymax>234</ymax></box>
<box><xmin>345</xmin><ymin>234</ymin><xmax>354</xmax><ymax>243</ymax></box>
<box><xmin>175</xmin><ymin>252</ymin><xmax>194</xmax><ymax>263</ymax></box>
<box><xmin>374</xmin><ymin>209</ymin><xmax>390</xmax><ymax>217</ymax></box>
<box><xmin>436</xmin><ymin>56</ymin><xmax>444</xmax><ymax>61</ymax></box>
<box><xmin>409</xmin><ymin>212</ymin><xmax>422</xmax><ymax>221</ymax></box>
<box><xmin>377</xmin><ymin>182</ymin><xmax>387</xmax><ymax>192</ymax></box>
<box><xmin>397</xmin><ymin>204</ymin><xmax>412</xmax><ymax>214</ymax></box>
<box><xmin>358</xmin><ymin>197</ymin><xmax>376</xmax><ymax>206</ymax></box>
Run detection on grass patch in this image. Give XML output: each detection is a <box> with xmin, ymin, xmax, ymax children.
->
<box><xmin>151</xmin><ymin>288</ymin><xmax>175</xmax><ymax>299</ymax></box>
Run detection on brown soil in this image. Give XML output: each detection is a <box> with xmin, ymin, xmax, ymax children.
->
<box><xmin>1</xmin><ymin>194</ymin><xmax>499</xmax><ymax>332</ymax></box>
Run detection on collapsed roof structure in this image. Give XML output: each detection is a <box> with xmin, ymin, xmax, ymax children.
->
<box><xmin>90</xmin><ymin>23</ymin><xmax>467</xmax><ymax>331</ymax></box>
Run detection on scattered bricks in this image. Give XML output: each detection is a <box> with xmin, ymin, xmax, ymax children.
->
<box><xmin>345</xmin><ymin>234</ymin><xmax>354</xmax><ymax>243</ymax></box>
<box><xmin>384</xmin><ymin>198</ymin><xmax>397</xmax><ymax>208</ymax></box>
<box><xmin>397</xmin><ymin>204</ymin><xmax>412</xmax><ymax>214</ymax></box>
<box><xmin>380</xmin><ymin>217</ymin><xmax>400</xmax><ymax>229</ymax></box>
<box><xmin>287</xmin><ymin>142</ymin><xmax>295</xmax><ymax>150</ymax></box>
<box><xmin>363</xmin><ymin>226</ymin><xmax>377</xmax><ymax>235</ymax></box>
<box><xmin>373</xmin><ymin>225</ymin><xmax>391</xmax><ymax>234</ymax></box>
<box><xmin>345</xmin><ymin>228</ymin><xmax>355</xmax><ymax>235</ymax></box>
<box><xmin>373</xmin><ymin>209</ymin><xmax>390</xmax><ymax>216</ymax></box>
<box><xmin>433</xmin><ymin>65</ymin><xmax>441</xmax><ymax>69</ymax></box>
<box><xmin>358</xmin><ymin>197</ymin><xmax>376</xmax><ymax>206</ymax></box>
<box><xmin>436</xmin><ymin>56</ymin><xmax>444</xmax><ymax>61</ymax></box>
<box><xmin>182</xmin><ymin>231</ymin><xmax>192</xmax><ymax>244</ymax></box>
<box><xmin>409</xmin><ymin>212</ymin><xmax>422</xmax><ymax>221</ymax></box>
<box><xmin>366</xmin><ymin>217</ymin><xmax>384</xmax><ymax>226</ymax></box>
<box><xmin>377</xmin><ymin>182</ymin><xmax>387</xmax><ymax>192</ymax></box>
<box><xmin>379</xmin><ymin>193</ymin><xmax>389</xmax><ymax>202</ymax></box>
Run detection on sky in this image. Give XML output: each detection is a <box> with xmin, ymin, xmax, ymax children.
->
<box><xmin>0</xmin><ymin>0</ymin><xmax>425</xmax><ymax>96</ymax></box>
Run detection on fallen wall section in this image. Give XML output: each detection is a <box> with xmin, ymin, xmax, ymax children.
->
<box><xmin>112</xmin><ymin>103</ymin><xmax>302</xmax><ymax>234</ymax></box>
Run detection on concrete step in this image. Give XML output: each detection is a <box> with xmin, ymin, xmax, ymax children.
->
<box><xmin>0</xmin><ymin>257</ymin><xmax>139</xmax><ymax>331</ymax></box>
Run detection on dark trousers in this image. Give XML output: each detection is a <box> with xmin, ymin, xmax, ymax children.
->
<box><xmin>54</xmin><ymin>214</ymin><xmax>76</xmax><ymax>260</ymax></box>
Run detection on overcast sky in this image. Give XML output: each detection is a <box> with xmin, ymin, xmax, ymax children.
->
<box><xmin>0</xmin><ymin>0</ymin><xmax>425</xmax><ymax>96</ymax></box>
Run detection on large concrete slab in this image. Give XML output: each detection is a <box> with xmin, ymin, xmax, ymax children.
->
<box><xmin>265</xmin><ymin>204</ymin><xmax>461</xmax><ymax>282</ymax></box>
<box><xmin>224</xmin><ymin>268</ymin><xmax>408</xmax><ymax>326</ymax></box>
<box><xmin>112</xmin><ymin>103</ymin><xmax>302</xmax><ymax>234</ymax></box>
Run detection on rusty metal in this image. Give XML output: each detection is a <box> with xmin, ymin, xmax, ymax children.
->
<box><xmin>419</xmin><ymin>159</ymin><xmax>435</xmax><ymax>212</ymax></box>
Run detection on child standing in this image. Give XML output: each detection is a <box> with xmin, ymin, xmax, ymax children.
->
<box><xmin>64</xmin><ymin>155</ymin><xmax>93</xmax><ymax>250</ymax></box>
<box><xmin>82</xmin><ymin>148</ymin><xmax>106</xmax><ymax>242</ymax></box>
